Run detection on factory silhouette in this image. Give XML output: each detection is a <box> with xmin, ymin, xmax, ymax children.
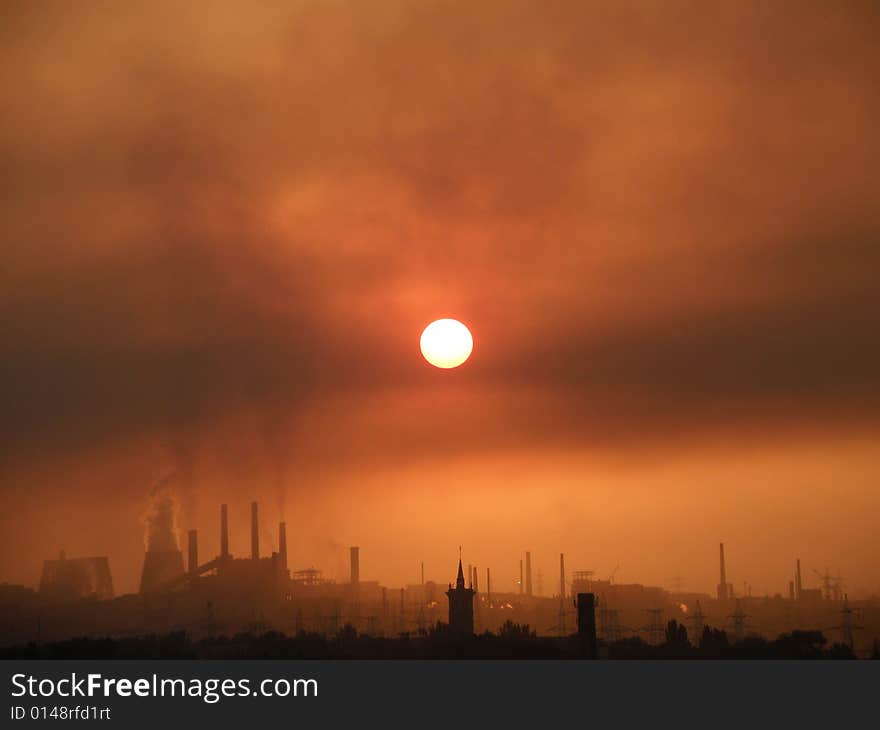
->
<box><xmin>1</xmin><ymin>497</ymin><xmax>877</xmax><ymax>659</ymax></box>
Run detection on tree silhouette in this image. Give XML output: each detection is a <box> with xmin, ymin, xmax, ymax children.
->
<box><xmin>665</xmin><ymin>619</ymin><xmax>688</xmax><ymax>646</ymax></box>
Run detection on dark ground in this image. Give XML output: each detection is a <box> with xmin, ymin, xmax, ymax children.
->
<box><xmin>1</xmin><ymin>620</ymin><xmax>873</xmax><ymax>660</ymax></box>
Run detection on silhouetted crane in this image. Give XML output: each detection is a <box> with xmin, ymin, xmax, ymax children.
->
<box><xmin>608</xmin><ymin>563</ymin><xmax>620</xmax><ymax>584</ymax></box>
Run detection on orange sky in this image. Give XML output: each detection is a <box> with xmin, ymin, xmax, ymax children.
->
<box><xmin>1</xmin><ymin>1</ymin><xmax>878</xmax><ymax>597</ymax></box>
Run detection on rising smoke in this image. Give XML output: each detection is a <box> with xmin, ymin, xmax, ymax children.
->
<box><xmin>143</xmin><ymin>474</ymin><xmax>180</xmax><ymax>553</ymax></box>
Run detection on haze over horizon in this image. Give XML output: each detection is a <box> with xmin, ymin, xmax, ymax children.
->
<box><xmin>2</xmin><ymin>1</ymin><xmax>878</xmax><ymax>597</ymax></box>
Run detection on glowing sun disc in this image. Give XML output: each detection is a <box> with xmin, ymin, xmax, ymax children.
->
<box><xmin>420</xmin><ymin>319</ymin><xmax>473</xmax><ymax>369</ymax></box>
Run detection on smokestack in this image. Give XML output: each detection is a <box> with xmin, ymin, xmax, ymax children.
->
<box><xmin>350</xmin><ymin>546</ymin><xmax>360</xmax><ymax>584</ymax></box>
<box><xmin>251</xmin><ymin>502</ymin><xmax>259</xmax><ymax>560</ymax></box>
<box><xmin>577</xmin><ymin>593</ymin><xmax>598</xmax><ymax>659</ymax></box>
<box><xmin>560</xmin><ymin>553</ymin><xmax>565</xmax><ymax>599</ymax></box>
<box><xmin>220</xmin><ymin>504</ymin><xmax>229</xmax><ymax>559</ymax></box>
<box><xmin>278</xmin><ymin>522</ymin><xmax>287</xmax><ymax>572</ymax></box>
<box><xmin>519</xmin><ymin>559</ymin><xmax>524</xmax><ymax>594</ymax></box>
<box><xmin>525</xmin><ymin>552</ymin><xmax>533</xmax><ymax>597</ymax></box>
<box><xmin>487</xmin><ymin>567</ymin><xmax>491</xmax><ymax>604</ymax></box>
<box><xmin>187</xmin><ymin>530</ymin><xmax>198</xmax><ymax>574</ymax></box>
<box><xmin>717</xmin><ymin>542</ymin><xmax>729</xmax><ymax>601</ymax></box>
<box><xmin>473</xmin><ymin>566</ymin><xmax>478</xmax><ymax>593</ymax></box>
<box><xmin>796</xmin><ymin>558</ymin><xmax>802</xmax><ymax>600</ymax></box>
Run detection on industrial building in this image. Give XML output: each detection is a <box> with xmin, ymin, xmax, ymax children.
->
<box><xmin>0</xmin><ymin>515</ymin><xmax>875</xmax><ymax>656</ymax></box>
<box><xmin>39</xmin><ymin>553</ymin><xmax>114</xmax><ymax>602</ymax></box>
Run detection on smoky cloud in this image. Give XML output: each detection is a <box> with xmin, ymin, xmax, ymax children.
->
<box><xmin>0</xmin><ymin>0</ymin><xmax>877</xmax><ymax>469</ymax></box>
<box><xmin>1</xmin><ymin>1</ymin><xmax>879</xmax><ymax>593</ymax></box>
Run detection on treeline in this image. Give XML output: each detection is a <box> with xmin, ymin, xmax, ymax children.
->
<box><xmin>609</xmin><ymin>620</ymin><xmax>861</xmax><ymax>659</ymax></box>
<box><xmin>1</xmin><ymin>620</ymin><xmax>874</xmax><ymax>660</ymax></box>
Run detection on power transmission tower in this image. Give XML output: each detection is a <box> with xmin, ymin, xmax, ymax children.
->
<box><xmin>642</xmin><ymin>608</ymin><xmax>664</xmax><ymax>645</ymax></box>
<box><xmin>727</xmin><ymin>599</ymin><xmax>750</xmax><ymax>643</ymax></box>
<box><xmin>687</xmin><ymin>600</ymin><xmax>706</xmax><ymax>644</ymax></box>
<box><xmin>825</xmin><ymin>595</ymin><xmax>863</xmax><ymax>649</ymax></box>
<box><xmin>598</xmin><ymin>597</ymin><xmax>622</xmax><ymax>642</ymax></box>
<box><xmin>812</xmin><ymin>568</ymin><xmax>844</xmax><ymax>602</ymax></box>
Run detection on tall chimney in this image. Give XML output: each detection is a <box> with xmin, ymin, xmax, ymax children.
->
<box><xmin>519</xmin><ymin>559</ymin><xmax>524</xmax><ymax>594</ymax></box>
<box><xmin>278</xmin><ymin>522</ymin><xmax>287</xmax><ymax>572</ymax></box>
<box><xmin>187</xmin><ymin>530</ymin><xmax>198</xmax><ymax>574</ymax></box>
<box><xmin>796</xmin><ymin>558</ymin><xmax>802</xmax><ymax>600</ymax></box>
<box><xmin>473</xmin><ymin>566</ymin><xmax>479</xmax><ymax>593</ymax></box>
<box><xmin>250</xmin><ymin>502</ymin><xmax>259</xmax><ymax>560</ymax></box>
<box><xmin>486</xmin><ymin>567</ymin><xmax>491</xmax><ymax>604</ymax></box>
<box><xmin>717</xmin><ymin>542</ymin><xmax>728</xmax><ymax>601</ymax></box>
<box><xmin>560</xmin><ymin>553</ymin><xmax>565</xmax><ymax>599</ymax></box>
<box><xmin>577</xmin><ymin>593</ymin><xmax>598</xmax><ymax>659</ymax></box>
<box><xmin>220</xmin><ymin>504</ymin><xmax>229</xmax><ymax>559</ymax></box>
<box><xmin>421</xmin><ymin>561</ymin><xmax>425</xmax><ymax>586</ymax></box>
<box><xmin>350</xmin><ymin>546</ymin><xmax>360</xmax><ymax>584</ymax></box>
<box><xmin>525</xmin><ymin>552</ymin><xmax>533</xmax><ymax>597</ymax></box>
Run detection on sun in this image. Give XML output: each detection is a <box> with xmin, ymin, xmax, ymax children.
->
<box><xmin>420</xmin><ymin>319</ymin><xmax>473</xmax><ymax>369</ymax></box>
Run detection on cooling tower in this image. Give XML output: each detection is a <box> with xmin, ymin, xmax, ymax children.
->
<box><xmin>141</xmin><ymin>480</ymin><xmax>183</xmax><ymax>592</ymax></box>
<box><xmin>139</xmin><ymin>549</ymin><xmax>184</xmax><ymax>593</ymax></box>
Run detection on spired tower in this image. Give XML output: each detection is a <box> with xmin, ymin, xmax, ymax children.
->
<box><xmin>446</xmin><ymin>558</ymin><xmax>475</xmax><ymax>637</ymax></box>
